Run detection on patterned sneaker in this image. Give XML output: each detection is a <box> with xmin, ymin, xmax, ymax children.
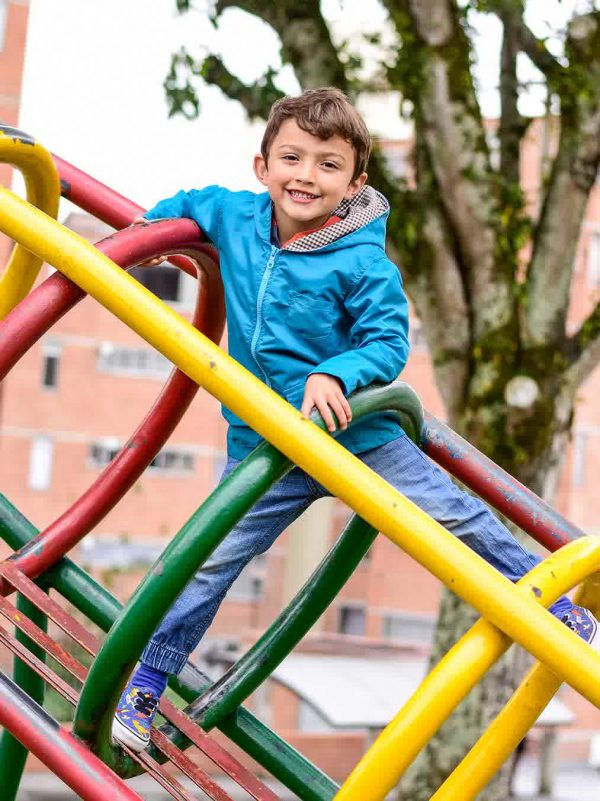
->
<box><xmin>112</xmin><ymin>683</ymin><xmax>160</xmax><ymax>751</ymax></box>
<box><xmin>561</xmin><ymin>606</ymin><xmax>600</xmax><ymax>652</ymax></box>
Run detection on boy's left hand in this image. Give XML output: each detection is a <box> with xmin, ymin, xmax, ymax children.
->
<box><xmin>301</xmin><ymin>373</ymin><xmax>352</xmax><ymax>433</ymax></box>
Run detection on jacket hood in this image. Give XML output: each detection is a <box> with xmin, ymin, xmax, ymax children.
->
<box><xmin>255</xmin><ymin>185</ymin><xmax>389</xmax><ymax>253</ymax></box>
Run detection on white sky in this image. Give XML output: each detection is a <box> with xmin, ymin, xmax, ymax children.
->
<box><xmin>17</xmin><ymin>0</ymin><xmax>595</xmax><ymax>218</ymax></box>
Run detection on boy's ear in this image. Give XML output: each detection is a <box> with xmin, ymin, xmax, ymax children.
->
<box><xmin>344</xmin><ymin>171</ymin><xmax>368</xmax><ymax>199</ymax></box>
<box><xmin>253</xmin><ymin>154</ymin><xmax>269</xmax><ymax>186</ymax></box>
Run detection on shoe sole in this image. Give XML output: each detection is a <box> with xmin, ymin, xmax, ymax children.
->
<box><xmin>588</xmin><ymin>615</ymin><xmax>600</xmax><ymax>652</ymax></box>
<box><xmin>111</xmin><ymin>716</ymin><xmax>150</xmax><ymax>752</ymax></box>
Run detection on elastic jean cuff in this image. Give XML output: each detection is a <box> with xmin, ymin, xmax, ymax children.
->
<box><xmin>141</xmin><ymin>640</ymin><xmax>188</xmax><ymax>676</ymax></box>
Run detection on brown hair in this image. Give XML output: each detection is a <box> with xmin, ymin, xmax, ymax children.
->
<box><xmin>261</xmin><ymin>87</ymin><xmax>371</xmax><ymax>180</ymax></box>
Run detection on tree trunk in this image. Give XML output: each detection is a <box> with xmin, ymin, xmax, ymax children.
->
<box><xmin>395</xmin><ymin>395</ymin><xmax>573</xmax><ymax>800</ymax></box>
<box><xmin>395</xmin><ymin>592</ymin><xmax>523</xmax><ymax>801</ymax></box>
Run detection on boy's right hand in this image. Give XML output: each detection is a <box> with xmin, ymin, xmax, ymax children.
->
<box><xmin>130</xmin><ymin>216</ymin><xmax>163</xmax><ymax>268</ymax></box>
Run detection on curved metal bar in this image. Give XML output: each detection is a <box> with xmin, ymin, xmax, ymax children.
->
<box><xmin>171</xmin><ymin>382</ymin><xmax>424</xmax><ymax>732</ymax></box>
<box><xmin>0</xmin><ymin>594</ymin><xmax>48</xmax><ymax>801</ymax></box>
<box><xmin>432</xmin><ymin>583</ymin><xmax>599</xmax><ymax>800</ymax></box>
<box><xmin>335</xmin><ymin>536</ymin><xmax>600</xmax><ymax>801</ymax></box>
<box><xmin>164</xmin><ymin>516</ymin><xmax>377</xmax><ymax>737</ymax></box>
<box><xmin>0</xmin><ymin>219</ymin><xmax>220</xmax><ymax>380</ymax></box>
<box><xmin>422</xmin><ymin>411</ymin><xmax>583</xmax><ymax>550</ymax></box>
<box><xmin>74</xmin><ymin>382</ymin><xmax>423</xmax><ymax>771</ymax></box>
<box><xmin>0</xmin><ymin>220</ymin><xmax>224</xmax><ymax>589</ymax></box>
<box><xmin>53</xmin><ymin>153</ymin><xmax>217</xmax><ymax>278</ymax></box>
<box><xmin>0</xmin><ymin>126</ymin><xmax>60</xmax><ymax>318</ymax></box>
<box><xmin>0</xmin><ymin>672</ymin><xmax>144</xmax><ymax>801</ymax></box>
<box><xmin>0</xmin><ymin>494</ymin><xmax>338</xmax><ymax>801</ymax></box>
<box><xmin>78</xmin><ymin>444</ymin><xmax>292</xmax><ymax>769</ymax></box>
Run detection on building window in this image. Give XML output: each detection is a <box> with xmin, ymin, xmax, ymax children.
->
<box><xmin>29</xmin><ymin>436</ymin><xmax>54</xmax><ymax>491</ymax></box>
<box><xmin>89</xmin><ymin>441</ymin><xmax>195</xmax><ymax>474</ymax></box>
<box><xmin>89</xmin><ymin>440</ymin><xmax>120</xmax><ymax>469</ymax></box>
<box><xmin>212</xmin><ymin>454</ymin><xmax>228</xmax><ymax>487</ymax></box>
<box><xmin>41</xmin><ymin>342</ymin><xmax>61</xmax><ymax>389</ymax></box>
<box><xmin>588</xmin><ymin>232</ymin><xmax>600</xmax><ymax>288</ymax></box>
<box><xmin>572</xmin><ymin>431</ymin><xmax>588</xmax><ymax>488</ymax></box>
<box><xmin>80</xmin><ymin>536</ymin><xmax>165</xmax><ymax>570</ymax></box>
<box><xmin>149</xmin><ymin>450</ymin><xmax>194</xmax><ymax>473</ymax></box>
<box><xmin>0</xmin><ymin>1</ymin><xmax>7</xmax><ymax>52</ymax></box>
<box><xmin>381</xmin><ymin>145</ymin><xmax>408</xmax><ymax>179</ymax></box>
<box><xmin>409</xmin><ymin>322</ymin><xmax>428</xmax><ymax>351</ymax></box>
<box><xmin>381</xmin><ymin>612</ymin><xmax>436</xmax><ymax>645</ymax></box>
<box><xmin>97</xmin><ymin>342</ymin><xmax>171</xmax><ymax>378</ymax></box>
<box><xmin>229</xmin><ymin>554</ymin><xmax>267</xmax><ymax>601</ymax></box>
<box><xmin>337</xmin><ymin>604</ymin><xmax>366</xmax><ymax>636</ymax></box>
<box><xmin>129</xmin><ymin>263</ymin><xmax>197</xmax><ymax>307</ymax></box>
<box><xmin>485</xmin><ymin>129</ymin><xmax>501</xmax><ymax>170</ymax></box>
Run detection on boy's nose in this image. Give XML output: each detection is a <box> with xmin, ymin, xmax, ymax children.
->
<box><xmin>297</xmin><ymin>163</ymin><xmax>316</xmax><ymax>183</ymax></box>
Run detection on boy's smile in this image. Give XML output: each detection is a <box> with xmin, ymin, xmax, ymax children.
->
<box><xmin>253</xmin><ymin>118</ymin><xmax>367</xmax><ymax>245</ymax></box>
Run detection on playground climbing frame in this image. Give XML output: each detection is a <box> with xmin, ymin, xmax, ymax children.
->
<box><xmin>1</xmin><ymin>125</ymin><xmax>600</xmax><ymax>800</ymax></box>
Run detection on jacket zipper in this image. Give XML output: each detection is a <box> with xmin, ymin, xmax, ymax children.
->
<box><xmin>250</xmin><ymin>244</ymin><xmax>278</xmax><ymax>386</ymax></box>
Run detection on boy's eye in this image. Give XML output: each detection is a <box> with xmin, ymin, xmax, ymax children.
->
<box><xmin>282</xmin><ymin>154</ymin><xmax>299</xmax><ymax>161</ymax></box>
<box><xmin>322</xmin><ymin>161</ymin><xmax>339</xmax><ymax>170</ymax></box>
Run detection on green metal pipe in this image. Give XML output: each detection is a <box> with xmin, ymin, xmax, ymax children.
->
<box><xmin>171</xmin><ymin>666</ymin><xmax>340</xmax><ymax>801</ymax></box>
<box><xmin>0</xmin><ymin>495</ymin><xmax>337</xmax><ymax>798</ymax></box>
<box><xmin>0</xmin><ymin>593</ymin><xmax>48</xmax><ymax>800</ymax></box>
<box><xmin>181</xmin><ymin>514</ymin><xmax>377</xmax><ymax>731</ymax></box>
<box><xmin>74</xmin><ymin>445</ymin><xmax>293</xmax><ymax>755</ymax></box>
<box><xmin>77</xmin><ymin>381</ymin><xmax>422</xmax><ymax>766</ymax></box>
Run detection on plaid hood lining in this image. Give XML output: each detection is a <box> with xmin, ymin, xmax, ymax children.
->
<box><xmin>282</xmin><ymin>185</ymin><xmax>389</xmax><ymax>253</ymax></box>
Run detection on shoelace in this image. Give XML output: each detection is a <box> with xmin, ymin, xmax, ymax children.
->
<box><xmin>132</xmin><ymin>691</ymin><xmax>158</xmax><ymax>717</ymax></box>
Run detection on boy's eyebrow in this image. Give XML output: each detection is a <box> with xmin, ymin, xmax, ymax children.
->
<box><xmin>276</xmin><ymin>143</ymin><xmax>347</xmax><ymax>162</ymax></box>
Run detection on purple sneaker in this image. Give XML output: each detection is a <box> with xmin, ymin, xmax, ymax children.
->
<box><xmin>112</xmin><ymin>682</ymin><xmax>160</xmax><ymax>751</ymax></box>
<box><xmin>561</xmin><ymin>606</ymin><xmax>600</xmax><ymax>652</ymax></box>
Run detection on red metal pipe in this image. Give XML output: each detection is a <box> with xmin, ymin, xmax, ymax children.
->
<box><xmin>422</xmin><ymin>411</ymin><xmax>583</xmax><ymax>552</ymax></box>
<box><xmin>0</xmin><ymin>672</ymin><xmax>144</xmax><ymax>801</ymax></box>
<box><xmin>0</xmin><ymin>220</ymin><xmax>219</xmax><ymax>380</ymax></box>
<box><xmin>1</xmin><ymin>221</ymin><xmax>225</xmax><ymax>589</ymax></box>
<box><xmin>54</xmin><ymin>153</ymin><xmax>217</xmax><ymax>277</ymax></box>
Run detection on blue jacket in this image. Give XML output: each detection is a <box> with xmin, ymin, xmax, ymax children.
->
<box><xmin>144</xmin><ymin>185</ymin><xmax>410</xmax><ymax>459</ymax></box>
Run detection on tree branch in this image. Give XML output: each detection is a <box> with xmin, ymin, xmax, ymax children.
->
<box><xmin>483</xmin><ymin>0</ymin><xmax>564</xmax><ymax>78</ymax></box>
<box><xmin>215</xmin><ymin>0</ymin><xmax>349</xmax><ymax>90</ymax></box>
<box><xmin>164</xmin><ymin>49</ymin><xmax>283</xmax><ymax>119</ymax></box>
<box><xmin>499</xmin><ymin>10</ymin><xmax>525</xmax><ymax>183</ymax></box>
<box><xmin>384</xmin><ymin>0</ymin><xmax>515</xmax><ymax>352</ymax></box>
<box><xmin>523</xmin><ymin>12</ymin><xmax>600</xmax><ymax>348</ymax></box>
<box><xmin>394</xmin><ymin>138</ymin><xmax>471</xmax><ymax>419</ymax></box>
<box><xmin>565</xmin><ymin>300</ymin><xmax>600</xmax><ymax>390</ymax></box>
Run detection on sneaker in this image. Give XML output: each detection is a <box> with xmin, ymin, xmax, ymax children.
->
<box><xmin>112</xmin><ymin>683</ymin><xmax>160</xmax><ymax>751</ymax></box>
<box><xmin>561</xmin><ymin>606</ymin><xmax>600</xmax><ymax>652</ymax></box>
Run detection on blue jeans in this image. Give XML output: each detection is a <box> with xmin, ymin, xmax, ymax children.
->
<box><xmin>141</xmin><ymin>433</ymin><xmax>544</xmax><ymax>675</ymax></box>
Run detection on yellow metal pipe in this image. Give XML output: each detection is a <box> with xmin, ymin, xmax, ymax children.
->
<box><xmin>2</xmin><ymin>188</ymin><xmax>600</xmax><ymax>715</ymax></box>
<box><xmin>0</xmin><ymin>129</ymin><xmax>60</xmax><ymax>318</ymax></box>
<box><xmin>335</xmin><ymin>537</ymin><xmax>600</xmax><ymax>801</ymax></box>
<box><xmin>431</xmin><ymin>572</ymin><xmax>600</xmax><ymax>800</ymax></box>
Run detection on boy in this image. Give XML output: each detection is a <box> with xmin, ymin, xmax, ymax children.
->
<box><xmin>112</xmin><ymin>88</ymin><xmax>599</xmax><ymax>752</ymax></box>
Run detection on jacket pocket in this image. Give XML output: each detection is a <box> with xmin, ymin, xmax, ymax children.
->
<box><xmin>285</xmin><ymin>292</ymin><xmax>334</xmax><ymax>340</ymax></box>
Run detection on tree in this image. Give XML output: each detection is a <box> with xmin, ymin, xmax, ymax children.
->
<box><xmin>164</xmin><ymin>1</ymin><xmax>600</xmax><ymax>798</ymax></box>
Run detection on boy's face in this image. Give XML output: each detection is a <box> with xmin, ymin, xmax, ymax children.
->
<box><xmin>253</xmin><ymin>118</ymin><xmax>367</xmax><ymax>243</ymax></box>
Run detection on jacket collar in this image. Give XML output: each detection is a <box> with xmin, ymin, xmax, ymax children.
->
<box><xmin>254</xmin><ymin>186</ymin><xmax>389</xmax><ymax>252</ymax></box>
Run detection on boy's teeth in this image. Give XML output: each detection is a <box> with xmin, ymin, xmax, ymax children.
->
<box><xmin>290</xmin><ymin>190</ymin><xmax>316</xmax><ymax>199</ymax></box>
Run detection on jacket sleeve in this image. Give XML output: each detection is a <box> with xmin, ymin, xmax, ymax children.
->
<box><xmin>143</xmin><ymin>185</ymin><xmax>228</xmax><ymax>248</ymax></box>
<box><xmin>309</xmin><ymin>256</ymin><xmax>410</xmax><ymax>395</ymax></box>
